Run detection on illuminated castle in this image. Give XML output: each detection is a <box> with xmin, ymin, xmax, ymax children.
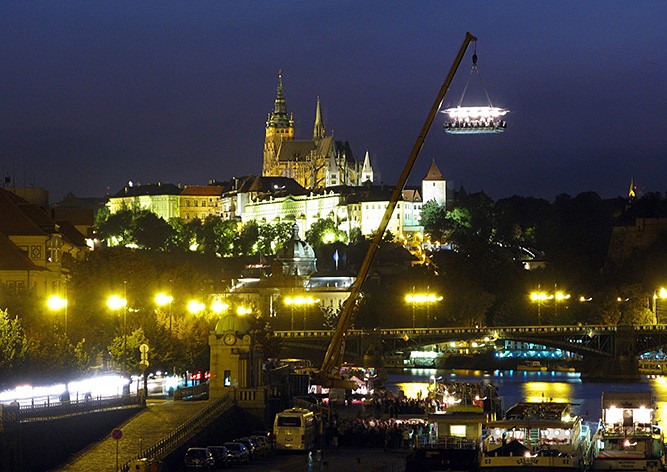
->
<box><xmin>262</xmin><ymin>72</ymin><xmax>371</xmax><ymax>189</ymax></box>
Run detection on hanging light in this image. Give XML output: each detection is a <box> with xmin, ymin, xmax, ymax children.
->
<box><xmin>443</xmin><ymin>46</ymin><xmax>509</xmax><ymax>134</ymax></box>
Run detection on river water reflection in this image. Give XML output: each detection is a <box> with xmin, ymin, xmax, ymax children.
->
<box><xmin>387</xmin><ymin>368</ymin><xmax>667</xmax><ymax>426</ymax></box>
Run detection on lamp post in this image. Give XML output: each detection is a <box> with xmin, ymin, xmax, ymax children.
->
<box><xmin>530</xmin><ymin>285</ymin><xmax>552</xmax><ymax>326</ymax></box>
<box><xmin>654</xmin><ymin>287</ymin><xmax>667</xmax><ymax>324</ymax></box>
<box><xmin>47</xmin><ymin>294</ymin><xmax>68</xmax><ymax>335</ymax></box>
<box><xmin>554</xmin><ymin>285</ymin><xmax>571</xmax><ymax>318</ymax></box>
<box><xmin>107</xmin><ymin>284</ymin><xmax>128</xmax><ymax>372</ymax></box>
<box><xmin>187</xmin><ymin>300</ymin><xmax>206</xmax><ymax>315</ymax></box>
<box><xmin>405</xmin><ymin>289</ymin><xmax>444</xmax><ymax>328</ymax></box>
<box><xmin>155</xmin><ymin>292</ymin><xmax>174</xmax><ymax>333</ymax></box>
<box><xmin>284</xmin><ymin>295</ymin><xmax>318</xmax><ymax>330</ymax></box>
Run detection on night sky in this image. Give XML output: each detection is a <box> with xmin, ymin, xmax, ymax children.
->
<box><xmin>1</xmin><ymin>1</ymin><xmax>666</xmax><ymax>203</ymax></box>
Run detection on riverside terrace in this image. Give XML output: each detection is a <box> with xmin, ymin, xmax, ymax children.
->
<box><xmin>275</xmin><ymin>324</ymin><xmax>667</xmax><ymax>381</ymax></box>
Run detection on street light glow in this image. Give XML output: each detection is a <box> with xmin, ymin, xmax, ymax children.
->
<box><xmin>405</xmin><ymin>293</ymin><xmax>443</xmax><ymax>304</ymax></box>
<box><xmin>187</xmin><ymin>300</ymin><xmax>205</xmax><ymax>314</ymax></box>
<box><xmin>155</xmin><ymin>293</ymin><xmax>173</xmax><ymax>306</ymax></box>
<box><xmin>47</xmin><ymin>295</ymin><xmax>68</xmax><ymax>311</ymax></box>
<box><xmin>107</xmin><ymin>295</ymin><xmax>127</xmax><ymax>310</ymax></box>
<box><xmin>211</xmin><ymin>300</ymin><xmax>230</xmax><ymax>313</ymax></box>
<box><xmin>236</xmin><ymin>306</ymin><xmax>252</xmax><ymax>315</ymax></box>
<box><xmin>284</xmin><ymin>296</ymin><xmax>319</xmax><ymax>306</ymax></box>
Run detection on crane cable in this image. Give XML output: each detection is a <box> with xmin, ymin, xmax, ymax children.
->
<box><xmin>456</xmin><ymin>42</ymin><xmax>495</xmax><ymax>109</ymax></box>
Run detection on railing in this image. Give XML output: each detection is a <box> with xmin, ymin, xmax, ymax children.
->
<box><xmin>120</xmin><ymin>393</ymin><xmax>234</xmax><ymax>472</ymax></box>
<box><xmin>421</xmin><ymin>436</ymin><xmax>478</xmax><ymax>450</ymax></box>
<box><xmin>17</xmin><ymin>395</ymin><xmax>143</xmax><ymax>422</ymax></box>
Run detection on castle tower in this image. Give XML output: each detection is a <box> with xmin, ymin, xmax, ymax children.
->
<box><xmin>422</xmin><ymin>159</ymin><xmax>447</xmax><ymax>206</ymax></box>
<box><xmin>263</xmin><ymin>71</ymin><xmax>295</xmax><ymax>176</ymax></box>
<box><xmin>361</xmin><ymin>149</ymin><xmax>374</xmax><ymax>184</ymax></box>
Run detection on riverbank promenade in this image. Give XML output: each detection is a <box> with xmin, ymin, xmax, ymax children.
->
<box><xmin>58</xmin><ymin>398</ymin><xmax>210</xmax><ymax>472</ymax></box>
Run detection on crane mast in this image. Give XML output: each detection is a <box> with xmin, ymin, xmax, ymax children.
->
<box><xmin>313</xmin><ymin>32</ymin><xmax>478</xmax><ymax>388</ymax></box>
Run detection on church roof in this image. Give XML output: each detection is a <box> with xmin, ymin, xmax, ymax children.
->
<box><xmin>423</xmin><ymin>160</ymin><xmax>445</xmax><ymax>181</ymax></box>
<box><xmin>277</xmin><ymin>140</ymin><xmax>316</xmax><ymax>162</ymax></box>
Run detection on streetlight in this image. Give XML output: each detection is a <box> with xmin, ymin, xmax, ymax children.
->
<box><xmin>155</xmin><ymin>292</ymin><xmax>174</xmax><ymax>333</ymax></box>
<box><xmin>187</xmin><ymin>300</ymin><xmax>206</xmax><ymax>314</ymax></box>
<box><xmin>405</xmin><ymin>289</ymin><xmax>443</xmax><ymax>328</ymax></box>
<box><xmin>654</xmin><ymin>288</ymin><xmax>667</xmax><ymax>324</ymax></box>
<box><xmin>284</xmin><ymin>295</ymin><xmax>319</xmax><ymax>330</ymax></box>
<box><xmin>211</xmin><ymin>299</ymin><xmax>230</xmax><ymax>314</ymax></box>
<box><xmin>554</xmin><ymin>289</ymin><xmax>571</xmax><ymax>318</ymax></box>
<box><xmin>47</xmin><ymin>295</ymin><xmax>68</xmax><ymax>335</ymax></box>
<box><xmin>107</xmin><ymin>287</ymin><xmax>128</xmax><ymax>372</ymax></box>
<box><xmin>530</xmin><ymin>286</ymin><xmax>553</xmax><ymax>326</ymax></box>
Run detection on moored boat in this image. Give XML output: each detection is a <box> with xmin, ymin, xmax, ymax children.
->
<box><xmin>517</xmin><ymin>360</ymin><xmax>548</xmax><ymax>372</ymax></box>
<box><xmin>480</xmin><ymin>402</ymin><xmax>590</xmax><ymax>471</ymax></box>
<box><xmin>589</xmin><ymin>391</ymin><xmax>665</xmax><ymax>471</ymax></box>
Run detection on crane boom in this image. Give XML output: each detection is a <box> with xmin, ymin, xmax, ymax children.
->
<box><xmin>313</xmin><ymin>32</ymin><xmax>478</xmax><ymax>387</ymax></box>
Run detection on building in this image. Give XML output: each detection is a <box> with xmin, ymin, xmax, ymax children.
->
<box><xmin>179</xmin><ymin>185</ymin><xmax>226</xmax><ymax>221</ymax></box>
<box><xmin>0</xmin><ymin>188</ymin><xmax>88</xmax><ymax>296</ymax></box>
<box><xmin>421</xmin><ymin>160</ymin><xmax>447</xmax><ymax>207</ymax></box>
<box><xmin>107</xmin><ymin>182</ymin><xmax>181</xmax><ymax>221</ymax></box>
<box><xmin>262</xmin><ymin>73</ymin><xmax>370</xmax><ymax>189</ymax></box>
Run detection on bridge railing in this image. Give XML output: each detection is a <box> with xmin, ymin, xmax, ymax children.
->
<box><xmin>120</xmin><ymin>393</ymin><xmax>234</xmax><ymax>472</ymax></box>
<box><xmin>17</xmin><ymin>394</ymin><xmax>142</xmax><ymax>422</ymax></box>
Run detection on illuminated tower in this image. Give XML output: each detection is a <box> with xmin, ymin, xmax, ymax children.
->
<box><xmin>263</xmin><ymin>71</ymin><xmax>294</xmax><ymax>176</ymax></box>
<box><xmin>422</xmin><ymin>160</ymin><xmax>447</xmax><ymax>206</ymax></box>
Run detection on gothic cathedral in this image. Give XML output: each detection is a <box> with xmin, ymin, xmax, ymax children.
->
<box><xmin>262</xmin><ymin>72</ymin><xmax>372</xmax><ymax>189</ymax></box>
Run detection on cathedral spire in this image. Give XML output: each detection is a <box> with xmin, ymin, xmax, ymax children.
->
<box><xmin>266</xmin><ymin>70</ymin><xmax>292</xmax><ymax>129</ymax></box>
<box><xmin>361</xmin><ymin>149</ymin><xmax>374</xmax><ymax>184</ymax></box>
<box><xmin>313</xmin><ymin>96</ymin><xmax>325</xmax><ymax>140</ymax></box>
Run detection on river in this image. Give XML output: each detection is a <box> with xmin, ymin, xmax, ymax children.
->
<box><xmin>386</xmin><ymin>368</ymin><xmax>667</xmax><ymax>426</ymax></box>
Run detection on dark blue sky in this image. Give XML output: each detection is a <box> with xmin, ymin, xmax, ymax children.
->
<box><xmin>1</xmin><ymin>1</ymin><xmax>666</xmax><ymax>203</ymax></box>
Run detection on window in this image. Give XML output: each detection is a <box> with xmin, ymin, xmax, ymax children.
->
<box><xmin>450</xmin><ymin>425</ymin><xmax>467</xmax><ymax>437</ymax></box>
<box><xmin>224</xmin><ymin>370</ymin><xmax>231</xmax><ymax>387</ymax></box>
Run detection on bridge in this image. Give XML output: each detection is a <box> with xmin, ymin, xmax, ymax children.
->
<box><xmin>275</xmin><ymin>324</ymin><xmax>667</xmax><ymax>381</ymax></box>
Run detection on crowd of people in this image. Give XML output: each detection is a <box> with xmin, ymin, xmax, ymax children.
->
<box><xmin>332</xmin><ymin>417</ymin><xmax>432</xmax><ymax>450</ymax></box>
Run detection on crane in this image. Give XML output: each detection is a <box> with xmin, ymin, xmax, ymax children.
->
<box><xmin>311</xmin><ymin>32</ymin><xmax>478</xmax><ymax>389</ymax></box>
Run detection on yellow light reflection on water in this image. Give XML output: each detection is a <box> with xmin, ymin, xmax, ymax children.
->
<box><xmin>522</xmin><ymin>382</ymin><xmax>572</xmax><ymax>403</ymax></box>
<box><xmin>649</xmin><ymin>377</ymin><xmax>667</xmax><ymax>426</ymax></box>
<box><xmin>395</xmin><ymin>382</ymin><xmax>430</xmax><ymax>399</ymax></box>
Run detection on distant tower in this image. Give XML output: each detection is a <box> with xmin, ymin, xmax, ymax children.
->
<box><xmin>313</xmin><ymin>96</ymin><xmax>325</xmax><ymax>141</ymax></box>
<box><xmin>422</xmin><ymin>160</ymin><xmax>447</xmax><ymax>206</ymax></box>
<box><xmin>361</xmin><ymin>150</ymin><xmax>374</xmax><ymax>184</ymax></box>
<box><xmin>628</xmin><ymin>178</ymin><xmax>637</xmax><ymax>203</ymax></box>
<box><xmin>263</xmin><ymin>71</ymin><xmax>295</xmax><ymax>176</ymax></box>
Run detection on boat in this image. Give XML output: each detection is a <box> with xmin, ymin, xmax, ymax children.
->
<box><xmin>406</xmin><ymin>404</ymin><xmax>487</xmax><ymax>472</ymax></box>
<box><xmin>517</xmin><ymin>360</ymin><xmax>548</xmax><ymax>372</ymax></box>
<box><xmin>406</xmin><ymin>380</ymin><xmax>500</xmax><ymax>471</ymax></box>
<box><xmin>589</xmin><ymin>391</ymin><xmax>666</xmax><ymax>471</ymax></box>
<box><xmin>480</xmin><ymin>402</ymin><xmax>590</xmax><ymax>471</ymax></box>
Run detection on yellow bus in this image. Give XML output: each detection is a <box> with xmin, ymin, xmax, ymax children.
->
<box><xmin>273</xmin><ymin>407</ymin><xmax>316</xmax><ymax>451</ymax></box>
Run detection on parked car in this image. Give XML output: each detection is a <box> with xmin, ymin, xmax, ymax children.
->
<box><xmin>251</xmin><ymin>430</ymin><xmax>273</xmax><ymax>446</ymax></box>
<box><xmin>184</xmin><ymin>447</ymin><xmax>215</xmax><ymax>471</ymax></box>
<box><xmin>250</xmin><ymin>435</ymin><xmax>270</xmax><ymax>454</ymax></box>
<box><xmin>234</xmin><ymin>437</ymin><xmax>258</xmax><ymax>459</ymax></box>
<box><xmin>222</xmin><ymin>441</ymin><xmax>250</xmax><ymax>464</ymax></box>
<box><xmin>206</xmin><ymin>445</ymin><xmax>232</xmax><ymax>469</ymax></box>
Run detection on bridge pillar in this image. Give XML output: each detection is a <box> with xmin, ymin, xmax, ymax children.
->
<box><xmin>580</xmin><ymin>325</ymin><xmax>640</xmax><ymax>382</ymax></box>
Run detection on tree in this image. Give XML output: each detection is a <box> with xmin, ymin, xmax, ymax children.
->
<box><xmin>133</xmin><ymin>211</ymin><xmax>173</xmax><ymax>250</ymax></box>
<box><xmin>305</xmin><ymin>218</ymin><xmax>346</xmax><ymax>247</ymax></box>
<box><xmin>420</xmin><ymin>200</ymin><xmax>448</xmax><ymax>241</ymax></box>
<box><xmin>0</xmin><ymin>309</ymin><xmax>28</xmax><ymax>385</ymax></box>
